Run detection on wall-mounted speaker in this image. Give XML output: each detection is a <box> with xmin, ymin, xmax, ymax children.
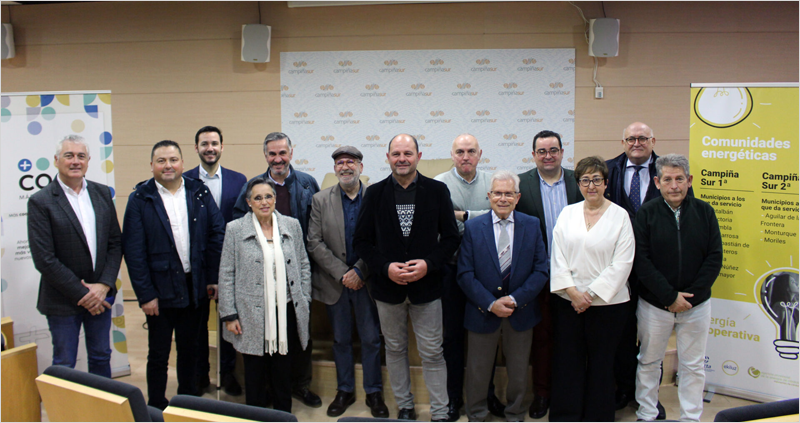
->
<box><xmin>588</xmin><ymin>18</ymin><xmax>619</xmax><ymax>57</ymax></box>
<box><xmin>2</xmin><ymin>23</ymin><xmax>15</xmax><ymax>60</ymax></box>
<box><xmin>241</xmin><ymin>24</ymin><xmax>271</xmax><ymax>63</ymax></box>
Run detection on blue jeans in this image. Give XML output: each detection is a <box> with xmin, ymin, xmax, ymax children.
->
<box><xmin>46</xmin><ymin>301</ymin><xmax>114</xmax><ymax>378</ymax></box>
<box><xmin>326</xmin><ymin>287</ymin><xmax>383</xmax><ymax>394</ymax></box>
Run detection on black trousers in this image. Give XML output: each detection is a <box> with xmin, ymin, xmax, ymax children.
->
<box><xmin>243</xmin><ymin>302</ymin><xmax>300</xmax><ymax>413</ymax></box>
<box><xmin>614</xmin><ymin>295</ymin><xmax>640</xmax><ymax>397</ymax></box>
<box><xmin>549</xmin><ymin>296</ymin><xmax>628</xmax><ymax>422</ymax></box>
<box><xmin>145</xmin><ymin>303</ymin><xmax>201</xmax><ymax>410</ymax></box>
<box><xmin>195</xmin><ymin>297</ymin><xmax>238</xmax><ymax>379</ymax></box>
<box><xmin>290</xmin><ymin>306</ymin><xmax>312</xmax><ymax>391</ymax></box>
<box><xmin>441</xmin><ymin>262</ymin><xmax>466</xmax><ymax>402</ymax></box>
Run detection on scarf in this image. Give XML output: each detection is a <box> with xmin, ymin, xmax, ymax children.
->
<box><xmin>251</xmin><ymin>212</ymin><xmax>288</xmax><ymax>355</ymax></box>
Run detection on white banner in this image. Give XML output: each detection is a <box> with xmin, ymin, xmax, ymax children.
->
<box><xmin>1</xmin><ymin>91</ymin><xmax>130</xmax><ymax>377</ymax></box>
<box><xmin>280</xmin><ymin>49</ymin><xmax>575</xmax><ymax>181</ymax></box>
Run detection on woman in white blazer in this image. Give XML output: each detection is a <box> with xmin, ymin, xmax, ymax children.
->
<box><xmin>548</xmin><ymin>156</ymin><xmax>635</xmax><ymax>422</ymax></box>
<box><xmin>218</xmin><ymin>177</ymin><xmax>312</xmax><ymax>412</ymax></box>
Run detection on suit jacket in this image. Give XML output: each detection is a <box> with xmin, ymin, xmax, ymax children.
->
<box><xmin>307</xmin><ymin>183</ymin><xmax>370</xmax><ymax>305</ymax></box>
<box><xmin>184</xmin><ymin>166</ymin><xmax>247</xmax><ymax>224</ymax></box>
<box><xmin>28</xmin><ymin>179</ymin><xmax>122</xmax><ymax>316</ymax></box>
<box><xmin>516</xmin><ymin>167</ymin><xmax>583</xmax><ymax>253</ymax></box>
<box><xmin>605</xmin><ymin>151</ymin><xmax>662</xmax><ymax>222</ymax></box>
<box><xmin>122</xmin><ymin>177</ymin><xmax>225</xmax><ymax>309</ymax></box>
<box><xmin>353</xmin><ymin>173</ymin><xmax>460</xmax><ymax>305</ymax></box>
<box><xmin>457</xmin><ymin>211</ymin><xmax>548</xmax><ymax>333</ymax></box>
<box><xmin>218</xmin><ymin>212</ymin><xmax>312</xmax><ymax>354</ymax></box>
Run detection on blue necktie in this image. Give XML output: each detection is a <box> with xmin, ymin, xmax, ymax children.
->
<box><xmin>630</xmin><ymin>165</ymin><xmax>644</xmax><ymax>212</ymax></box>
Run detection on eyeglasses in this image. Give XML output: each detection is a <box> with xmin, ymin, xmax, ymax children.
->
<box><xmin>489</xmin><ymin>191</ymin><xmax>519</xmax><ymax>199</ymax></box>
<box><xmin>535</xmin><ymin>147</ymin><xmax>562</xmax><ymax>157</ymax></box>
<box><xmin>251</xmin><ymin>194</ymin><xmax>275</xmax><ymax>203</ymax></box>
<box><xmin>335</xmin><ymin>159</ymin><xmax>359</xmax><ymax>168</ymax></box>
<box><xmin>454</xmin><ymin>149</ymin><xmax>479</xmax><ymax>158</ymax></box>
<box><xmin>578</xmin><ymin>177</ymin><xmax>605</xmax><ymax>187</ymax></box>
<box><xmin>624</xmin><ymin>136</ymin><xmax>652</xmax><ymax>145</ymax></box>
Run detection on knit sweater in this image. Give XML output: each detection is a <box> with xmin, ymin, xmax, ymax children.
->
<box><xmin>434</xmin><ymin>168</ymin><xmax>493</xmax><ymax>235</ymax></box>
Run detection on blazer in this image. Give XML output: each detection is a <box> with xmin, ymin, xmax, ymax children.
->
<box><xmin>218</xmin><ymin>212</ymin><xmax>312</xmax><ymax>355</ymax></box>
<box><xmin>516</xmin><ymin>167</ymin><xmax>583</xmax><ymax>252</ymax></box>
<box><xmin>122</xmin><ymin>177</ymin><xmax>225</xmax><ymax>309</ymax></box>
<box><xmin>353</xmin><ymin>172</ymin><xmax>460</xmax><ymax>305</ymax></box>
<box><xmin>457</xmin><ymin>211</ymin><xmax>548</xmax><ymax>333</ymax></box>
<box><xmin>28</xmin><ymin>179</ymin><xmax>122</xmax><ymax>316</ymax></box>
<box><xmin>184</xmin><ymin>166</ymin><xmax>247</xmax><ymax>224</ymax></box>
<box><xmin>307</xmin><ymin>183</ymin><xmax>370</xmax><ymax>305</ymax></box>
<box><xmin>605</xmin><ymin>151</ymin><xmax>662</xmax><ymax>222</ymax></box>
<box><xmin>232</xmin><ymin>165</ymin><xmax>320</xmax><ymax>244</ymax></box>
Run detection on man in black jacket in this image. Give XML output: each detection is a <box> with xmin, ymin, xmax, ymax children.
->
<box><xmin>632</xmin><ymin>154</ymin><xmax>722</xmax><ymax>422</ymax></box>
<box><xmin>354</xmin><ymin>134</ymin><xmax>460</xmax><ymax>421</ymax></box>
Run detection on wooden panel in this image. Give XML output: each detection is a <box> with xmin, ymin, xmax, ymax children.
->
<box><xmin>8</xmin><ymin>1</ymin><xmax>256</xmax><ymax>46</ymax></box>
<box><xmin>483</xmin><ymin>1</ymin><xmax>602</xmax><ymax>34</ymax></box>
<box><xmin>1</xmin><ymin>317</ymin><xmax>13</xmax><ymax>349</ymax></box>
<box><xmin>1</xmin><ymin>6</ymin><xmax>9</xmax><ymax>23</ymax></box>
<box><xmin>163</xmin><ymin>406</ymin><xmax>255</xmax><ymax>422</ymax></box>
<box><xmin>36</xmin><ymin>373</ymin><xmax>136</xmax><ymax>422</ymax></box>
<box><xmin>1</xmin><ymin>343</ymin><xmax>41</xmax><ymax>423</ymax></box>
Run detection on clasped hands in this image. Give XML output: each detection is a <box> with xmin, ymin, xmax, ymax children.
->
<box><xmin>387</xmin><ymin>260</ymin><xmax>428</xmax><ymax>285</ymax></box>
<box><xmin>76</xmin><ymin>280</ymin><xmax>111</xmax><ymax>316</ymax></box>
<box><xmin>566</xmin><ymin>287</ymin><xmax>592</xmax><ymax>314</ymax></box>
<box><xmin>341</xmin><ymin>269</ymin><xmax>365</xmax><ymax>290</ymax></box>
<box><xmin>490</xmin><ymin>296</ymin><xmax>516</xmax><ymax>318</ymax></box>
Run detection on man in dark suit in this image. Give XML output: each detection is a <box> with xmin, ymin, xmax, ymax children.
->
<box><xmin>28</xmin><ymin>134</ymin><xmax>122</xmax><ymax>378</ymax></box>
<box><xmin>184</xmin><ymin>125</ymin><xmax>247</xmax><ymax>396</ymax></box>
<box><xmin>516</xmin><ymin>130</ymin><xmax>583</xmax><ymax>419</ymax></box>
<box><xmin>122</xmin><ymin>140</ymin><xmax>225</xmax><ymax>410</ymax></box>
<box><xmin>353</xmin><ymin>134</ymin><xmax>460</xmax><ymax>421</ymax></box>
<box><xmin>604</xmin><ymin>122</ymin><xmax>665</xmax><ymax>418</ymax></box>
<box><xmin>458</xmin><ymin>170</ymin><xmax>548</xmax><ymax>422</ymax></box>
<box><xmin>307</xmin><ymin>146</ymin><xmax>388</xmax><ymax>418</ymax></box>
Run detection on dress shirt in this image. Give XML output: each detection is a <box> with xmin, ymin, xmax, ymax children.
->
<box><xmin>156</xmin><ymin>178</ymin><xmax>191</xmax><ymax>273</ymax></box>
<box><xmin>550</xmin><ymin>201</ymin><xmax>635</xmax><ymax>305</ymax></box>
<box><xmin>624</xmin><ymin>157</ymin><xmax>651</xmax><ymax>201</ymax></box>
<box><xmin>539</xmin><ymin>170</ymin><xmax>568</xmax><ymax>258</ymax></box>
<box><xmin>340</xmin><ymin>184</ymin><xmax>364</xmax><ymax>280</ymax></box>
<box><xmin>57</xmin><ymin>176</ymin><xmax>97</xmax><ymax>269</ymax></box>
<box><xmin>489</xmin><ymin>210</ymin><xmax>517</xmax><ymax>310</ymax></box>
<box><xmin>198</xmin><ymin>165</ymin><xmax>222</xmax><ymax>209</ymax></box>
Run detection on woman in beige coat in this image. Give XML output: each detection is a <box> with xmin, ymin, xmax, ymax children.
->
<box><xmin>218</xmin><ymin>177</ymin><xmax>312</xmax><ymax>412</ymax></box>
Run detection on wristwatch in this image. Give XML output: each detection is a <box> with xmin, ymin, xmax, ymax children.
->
<box><xmin>463</xmin><ymin>210</ymin><xmax>469</xmax><ymax>221</ymax></box>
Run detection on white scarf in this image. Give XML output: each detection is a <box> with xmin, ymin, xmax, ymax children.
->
<box><xmin>251</xmin><ymin>212</ymin><xmax>288</xmax><ymax>355</ymax></box>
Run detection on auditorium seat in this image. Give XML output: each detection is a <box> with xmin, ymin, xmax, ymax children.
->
<box><xmin>714</xmin><ymin>398</ymin><xmax>799</xmax><ymax>422</ymax></box>
<box><xmin>1</xmin><ymin>316</ymin><xmax>40</xmax><ymax>422</ymax></box>
<box><xmin>164</xmin><ymin>394</ymin><xmax>298</xmax><ymax>422</ymax></box>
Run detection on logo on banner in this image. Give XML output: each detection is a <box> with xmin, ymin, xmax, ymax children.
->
<box><xmin>722</xmin><ymin>360</ymin><xmax>739</xmax><ymax>376</ymax></box>
<box><xmin>280</xmin><ymin>85</ymin><xmax>295</xmax><ymax>98</ymax></box>
<box><xmin>500</xmin><ymin>82</ymin><xmax>524</xmax><ymax>96</ymax></box>
<box><xmin>361</xmin><ymin>135</ymin><xmax>387</xmax><ymax>150</ymax></box>
<box><xmin>407</xmin><ymin>83</ymin><xmax>431</xmax><ymax>97</ymax></box>
<box><xmin>18</xmin><ymin>159</ymin><xmax>32</xmax><ymax>172</ymax></box>
<box><xmin>317</xmin><ymin>84</ymin><xmax>341</xmax><ymax>98</ymax></box>
<box><xmin>380</xmin><ymin>111</ymin><xmax>405</xmax><ymax>124</ymax></box>
<box><xmin>478</xmin><ymin>157</ymin><xmax>497</xmax><ymax>171</ymax></box>
<box><xmin>335</xmin><ymin>60</ymin><xmax>359</xmax><ymax>73</ymax></box>
<box><xmin>414</xmin><ymin>134</ymin><xmax>433</xmax><ymax>148</ymax></box>
<box><xmin>546</xmin><ymin>82</ymin><xmax>570</xmax><ymax>96</ymax></box>
<box><xmin>426</xmin><ymin>111</ymin><xmax>451</xmax><ymax>124</ymax></box>
<box><xmin>472</xmin><ymin>110</ymin><xmax>497</xmax><ymax>123</ymax></box>
<box><xmin>317</xmin><ymin>135</ymin><xmax>339</xmax><ymax>148</ymax></box>
<box><xmin>362</xmin><ymin>83</ymin><xmax>386</xmax><ymax>97</ymax></box>
<box><xmin>704</xmin><ymin>356</ymin><xmax>714</xmax><ymax>373</ymax></box>
<box><xmin>563</xmin><ymin>58</ymin><xmax>576</xmax><ymax>71</ymax></box>
<box><xmin>335</xmin><ymin>111</ymin><xmax>360</xmax><ymax>125</ymax></box>
<box><xmin>381</xmin><ymin>59</ymin><xmax>405</xmax><ymax>73</ymax></box>
<box><xmin>564</xmin><ymin>109</ymin><xmax>575</xmax><ymax>122</ymax></box>
<box><xmin>748</xmin><ymin>366</ymin><xmax>762</xmax><ymax>378</ymax></box>
<box><xmin>453</xmin><ymin>82</ymin><xmax>478</xmax><ymax>97</ymax></box>
<box><xmin>288</xmin><ymin>112</ymin><xmax>314</xmax><ymax>125</ymax></box>
<box><xmin>519</xmin><ymin>58</ymin><xmax>544</xmax><ymax>72</ymax></box>
<box><xmin>472</xmin><ymin>58</ymin><xmax>497</xmax><ymax>72</ymax></box>
<box><xmin>498</xmin><ymin>134</ymin><xmax>524</xmax><ymax>147</ymax></box>
<box><xmin>293</xmin><ymin>158</ymin><xmax>315</xmax><ymax>172</ymax></box>
<box><xmin>288</xmin><ymin>61</ymin><xmax>314</xmax><ymax>74</ymax></box>
<box><xmin>18</xmin><ymin>157</ymin><xmax>53</xmax><ymax>192</ymax></box>
<box><xmin>518</xmin><ymin>109</ymin><xmax>543</xmax><ymax>123</ymax></box>
<box><xmin>426</xmin><ymin>58</ymin><xmax>450</xmax><ymax>73</ymax></box>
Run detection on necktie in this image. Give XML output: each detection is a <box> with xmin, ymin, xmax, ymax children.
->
<box><xmin>498</xmin><ymin>219</ymin><xmax>511</xmax><ymax>273</ymax></box>
<box><xmin>629</xmin><ymin>165</ymin><xmax>644</xmax><ymax>212</ymax></box>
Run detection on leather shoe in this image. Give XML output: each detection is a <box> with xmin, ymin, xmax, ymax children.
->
<box><xmin>397</xmin><ymin>408</ymin><xmax>417</xmax><ymax>420</ymax></box>
<box><xmin>446</xmin><ymin>396</ymin><xmax>463</xmax><ymax>421</ymax></box>
<box><xmin>656</xmin><ymin>401</ymin><xmax>666</xmax><ymax>420</ymax></box>
<box><xmin>292</xmin><ymin>386</ymin><xmax>322</xmax><ymax>408</ymax></box>
<box><xmin>615</xmin><ymin>391</ymin><xmax>634</xmax><ymax>411</ymax></box>
<box><xmin>327</xmin><ymin>390</ymin><xmax>355</xmax><ymax>417</ymax></box>
<box><xmin>221</xmin><ymin>372</ymin><xmax>242</xmax><ymax>396</ymax></box>
<box><xmin>528</xmin><ymin>395</ymin><xmax>549</xmax><ymax>419</ymax></box>
<box><xmin>366</xmin><ymin>391</ymin><xmax>390</xmax><ymax>418</ymax></box>
<box><xmin>487</xmin><ymin>392</ymin><xmax>505</xmax><ymax>418</ymax></box>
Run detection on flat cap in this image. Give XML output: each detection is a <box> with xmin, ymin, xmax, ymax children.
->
<box><xmin>331</xmin><ymin>145</ymin><xmax>363</xmax><ymax>161</ymax></box>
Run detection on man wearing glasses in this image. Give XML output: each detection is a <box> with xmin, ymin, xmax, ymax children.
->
<box><xmin>307</xmin><ymin>146</ymin><xmax>389</xmax><ymax>418</ymax></box>
<box><xmin>605</xmin><ymin>122</ymin><xmax>666</xmax><ymax>419</ymax></box>
<box><xmin>516</xmin><ymin>130</ymin><xmax>582</xmax><ymax>419</ymax></box>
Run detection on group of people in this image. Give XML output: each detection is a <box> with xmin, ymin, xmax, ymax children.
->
<box><xmin>28</xmin><ymin>121</ymin><xmax>722</xmax><ymax>422</ymax></box>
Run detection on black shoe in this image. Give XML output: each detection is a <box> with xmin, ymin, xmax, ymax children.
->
<box><xmin>397</xmin><ymin>408</ymin><xmax>417</xmax><ymax>420</ymax></box>
<box><xmin>656</xmin><ymin>401</ymin><xmax>666</xmax><ymax>420</ymax></box>
<box><xmin>487</xmin><ymin>392</ymin><xmax>505</xmax><ymax>418</ymax></box>
<box><xmin>195</xmin><ymin>374</ymin><xmax>210</xmax><ymax>395</ymax></box>
<box><xmin>446</xmin><ymin>396</ymin><xmax>463</xmax><ymax>422</ymax></box>
<box><xmin>327</xmin><ymin>390</ymin><xmax>356</xmax><ymax>417</ymax></box>
<box><xmin>221</xmin><ymin>372</ymin><xmax>242</xmax><ymax>396</ymax></box>
<box><xmin>292</xmin><ymin>386</ymin><xmax>322</xmax><ymax>408</ymax></box>
<box><xmin>528</xmin><ymin>395</ymin><xmax>549</xmax><ymax>419</ymax></box>
<box><xmin>366</xmin><ymin>391</ymin><xmax>390</xmax><ymax>418</ymax></box>
<box><xmin>615</xmin><ymin>391</ymin><xmax>634</xmax><ymax>411</ymax></box>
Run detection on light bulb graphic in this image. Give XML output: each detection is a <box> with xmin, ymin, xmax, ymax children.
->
<box><xmin>760</xmin><ymin>271</ymin><xmax>799</xmax><ymax>360</ymax></box>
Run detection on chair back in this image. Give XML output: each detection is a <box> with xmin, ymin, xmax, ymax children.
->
<box><xmin>165</xmin><ymin>395</ymin><xmax>298</xmax><ymax>422</ymax></box>
<box><xmin>2</xmin><ymin>342</ymin><xmax>40</xmax><ymax>422</ymax></box>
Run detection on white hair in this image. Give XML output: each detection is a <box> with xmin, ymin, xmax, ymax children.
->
<box><xmin>55</xmin><ymin>134</ymin><xmax>91</xmax><ymax>157</ymax></box>
<box><xmin>491</xmin><ymin>170</ymin><xmax>520</xmax><ymax>192</ymax></box>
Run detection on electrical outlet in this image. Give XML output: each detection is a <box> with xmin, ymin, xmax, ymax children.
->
<box><xmin>595</xmin><ymin>87</ymin><xmax>604</xmax><ymax>99</ymax></box>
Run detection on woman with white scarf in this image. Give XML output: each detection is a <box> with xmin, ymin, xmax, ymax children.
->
<box><xmin>218</xmin><ymin>177</ymin><xmax>312</xmax><ymax>412</ymax></box>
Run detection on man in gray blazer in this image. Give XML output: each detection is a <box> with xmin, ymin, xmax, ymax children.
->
<box><xmin>28</xmin><ymin>134</ymin><xmax>122</xmax><ymax>378</ymax></box>
<box><xmin>307</xmin><ymin>146</ymin><xmax>388</xmax><ymax>418</ymax></box>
